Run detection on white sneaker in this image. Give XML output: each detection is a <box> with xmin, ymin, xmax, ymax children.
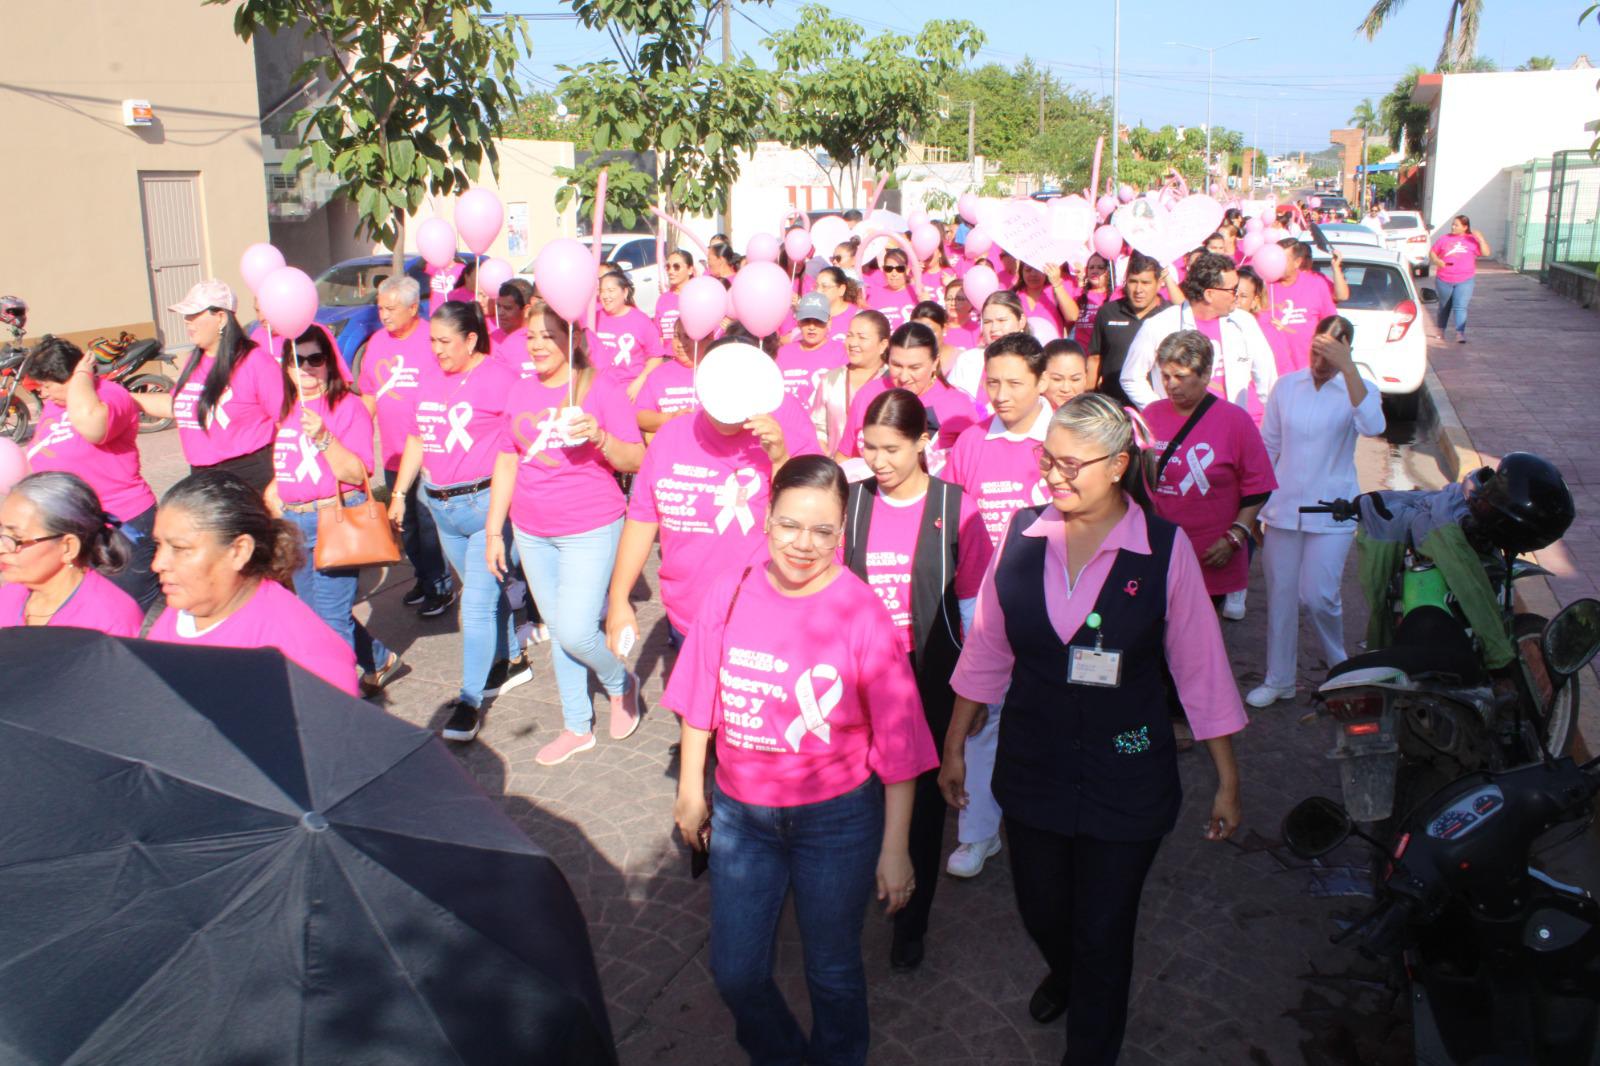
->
<box><xmin>1245</xmin><ymin>684</ymin><xmax>1296</xmax><ymax>709</ymax></box>
<box><xmin>945</xmin><ymin>835</ymin><xmax>1002</xmax><ymax>878</ymax></box>
<box><xmin>1222</xmin><ymin>589</ymin><xmax>1247</xmax><ymax>621</ymax></box>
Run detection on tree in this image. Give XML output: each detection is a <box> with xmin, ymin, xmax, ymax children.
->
<box><xmin>1380</xmin><ymin>67</ymin><xmax>1431</xmax><ymax>157</ymax></box>
<box><xmin>555</xmin><ymin>0</ymin><xmax>778</xmax><ymax>230</ymax></box>
<box><xmin>213</xmin><ymin>0</ymin><xmax>530</xmax><ymax>273</ymax></box>
<box><xmin>1518</xmin><ymin>55</ymin><xmax>1557</xmax><ymax>70</ymax></box>
<box><xmin>502</xmin><ymin>92</ymin><xmax>597</xmax><ymax>141</ymax></box>
<box><xmin>1358</xmin><ymin>0</ymin><xmax>1483</xmax><ymax>71</ymax></box>
<box><xmin>763</xmin><ymin>5</ymin><xmax>983</xmax><ymax>207</ymax></box>
<box><xmin>1349</xmin><ymin>98</ymin><xmax>1385</xmax><ymax>138</ymax></box>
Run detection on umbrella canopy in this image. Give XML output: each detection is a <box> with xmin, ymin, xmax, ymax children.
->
<box><xmin>0</xmin><ymin>627</ymin><xmax>616</xmax><ymax>1066</ymax></box>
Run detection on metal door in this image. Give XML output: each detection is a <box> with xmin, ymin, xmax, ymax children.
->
<box><xmin>139</xmin><ymin>173</ymin><xmax>205</xmax><ymax>348</ymax></box>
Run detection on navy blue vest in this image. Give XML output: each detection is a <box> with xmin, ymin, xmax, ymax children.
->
<box><xmin>994</xmin><ymin>506</ymin><xmax>1183</xmax><ymax>842</ymax></box>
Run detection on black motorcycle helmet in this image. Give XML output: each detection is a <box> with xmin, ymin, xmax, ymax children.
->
<box><xmin>1466</xmin><ymin>452</ymin><xmax>1575</xmax><ymax>555</ymax></box>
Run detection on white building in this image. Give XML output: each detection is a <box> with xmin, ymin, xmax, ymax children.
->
<box><xmin>1411</xmin><ymin>65</ymin><xmax>1599</xmax><ymax>249</ymax></box>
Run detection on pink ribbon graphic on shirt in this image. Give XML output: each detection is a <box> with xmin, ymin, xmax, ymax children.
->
<box><xmin>784</xmin><ymin>664</ymin><xmax>842</xmax><ymax>752</ymax></box>
<box><xmin>1178</xmin><ymin>443</ymin><xmax>1214</xmax><ymax>496</ymax></box>
<box><xmin>444</xmin><ymin>402</ymin><xmax>475</xmax><ymax>452</ymax></box>
<box><xmin>373</xmin><ymin>356</ymin><xmax>407</xmax><ymax>400</ymax></box>
<box><xmin>713</xmin><ymin>468</ymin><xmax>761</xmax><ymax>535</ymax></box>
<box><xmin>511</xmin><ymin>408</ymin><xmax>569</xmax><ymax>467</ymax></box>
<box><xmin>208</xmin><ymin>387</ymin><xmax>235</xmax><ymax>430</ymax></box>
<box><xmin>613</xmin><ymin>332</ymin><xmax>637</xmax><ymax>367</ymax></box>
<box><xmin>292</xmin><ymin>433</ymin><xmax>322</xmax><ymax>482</ymax></box>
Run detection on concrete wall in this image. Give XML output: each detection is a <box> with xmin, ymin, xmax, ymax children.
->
<box><xmin>1421</xmin><ymin>69</ymin><xmax>1600</xmax><ymax>245</ymax></box>
<box><xmin>3</xmin><ymin>4</ymin><xmax>268</xmax><ymax>340</ymax></box>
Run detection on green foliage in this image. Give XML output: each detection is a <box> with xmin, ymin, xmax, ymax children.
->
<box><xmin>503</xmin><ymin>92</ymin><xmax>597</xmax><ymax>142</ymax></box>
<box><xmin>211</xmin><ymin>0</ymin><xmax>529</xmax><ymax>256</ymax></box>
<box><xmin>1517</xmin><ymin>55</ymin><xmax>1557</xmax><ymax>70</ymax></box>
<box><xmin>1381</xmin><ymin>66</ymin><xmax>1431</xmax><ymax>157</ymax></box>
<box><xmin>763</xmin><ymin>6</ymin><xmax>983</xmax><ymax>202</ymax></box>
<box><xmin>922</xmin><ymin>61</ymin><xmax>1105</xmax><ymax>181</ymax></box>
<box><xmin>1358</xmin><ymin>0</ymin><xmax>1484</xmax><ymax>71</ymax></box>
<box><xmin>553</xmin><ymin>156</ymin><xmax>654</xmax><ymax>230</ymax></box>
<box><xmin>1349</xmin><ymin>98</ymin><xmax>1385</xmax><ymax>137</ymax></box>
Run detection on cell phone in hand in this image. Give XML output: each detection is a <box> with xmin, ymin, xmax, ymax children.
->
<box><xmin>691</xmin><ymin>821</ymin><xmax>711</xmax><ymax>879</ymax></box>
<box><xmin>617</xmin><ymin>625</ymin><xmax>637</xmax><ymax>658</ymax></box>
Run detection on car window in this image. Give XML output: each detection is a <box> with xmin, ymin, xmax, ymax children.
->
<box><xmin>315</xmin><ymin>263</ymin><xmax>392</xmax><ymax>308</ymax></box>
<box><xmin>1380</xmin><ymin>216</ymin><xmax>1422</xmax><ymax>231</ymax></box>
<box><xmin>1315</xmin><ymin>262</ymin><xmax>1409</xmax><ymax>312</ymax></box>
<box><xmin>625</xmin><ymin>239</ymin><xmax>657</xmax><ymax>266</ymax></box>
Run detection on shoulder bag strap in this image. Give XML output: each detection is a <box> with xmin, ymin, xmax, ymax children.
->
<box><xmin>1154</xmin><ymin>393</ymin><xmax>1217</xmax><ymax>484</ymax></box>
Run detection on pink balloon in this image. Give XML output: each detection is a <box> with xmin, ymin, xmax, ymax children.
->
<box><xmin>417</xmin><ymin>218</ymin><xmax>458</xmax><ymax>268</ymax></box>
<box><xmin>907</xmin><ymin>210</ymin><xmax>930</xmax><ymax>229</ymax></box>
<box><xmin>1240</xmin><ymin>231</ymin><xmax>1265</xmax><ymax>259</ymax></box>
<box><xmin>256</xmin><ymin>266</ymin><xmax>319</xmax><ymax>339</ymax></box>
<box><xmin>533</xmin><ymin>238</ymin><xmax>598</xmax><ymax>323</ymax></box>
<box><xmin>1095</xmin><ymin>194</ymin><xmax>1118</xmax><ymax>220</ymax></box>
<box><xmin>477</xmin><ymin>256</ymin><xmax>514</xmax><ymax>296</ymax></box>
<box><xmin>1117</xmin><ymin>184</ymin><xmax>1136</xmax><ymax>204</ymax></box>
<box><xmin>1252</xmin><ymin>243</ymin><xmax>1288</xmax><ymax>284</ymax></box>
<box><xmin>678</xmin><ymin>275</ymin><xmax>729</xmax><ymax>341</ymax></box>
<box><xmin>0</xmin><ymin>438</ymin><xmax>27</xmax><ymax>496</ymax></box>
<box><xmin>746</xmin><ymin>233</ymin><xmax>781</xmax><ymax>264</ymax></box>
<box><xmin>1244</xmin><ymin>215</ymin><xmax>1265</xmax><ymax>235</ymax></box>
<box><xmin>963</xmin><ymin>264</ymin><xmax>1000</xmax><ymax>309</ymax></box>
<box><xmin>964</xmin><ymin>226</ymin><xmax>994</xmax><ymax>259</ymax></box>
<box><xmin>239</xmin><ymin>243</ymin><xmax>286</xmax><ymax>294</ymax></box>
<box><xmin>1092</xmin><ymin>225</ymin><xmax>1124</xmax><ymax>261</ymax></box>
<box><xmin>911</xmin><ymin>224</ymin><xmax>941</xmax><ymax>261</ymax></box>
<box><xmin>1265</xmin><ymin>226</ymin><xmax>1291</xmax><ymax>243</ymax></box>
<box><xmin>730</xmin><ymin>261</ymin><xmax>793</xmax><ymax>337</ymax></box>
<box><xmin>958</xmin><ymin>194</ymin><xmax>981</xmax><ymax>226</ymax></box>
<box><xmin>784</xmin><ymin>228</ymin><xmax>813</xmax><ymax>263</ymax></box>
<box><xmin>454</xmin><ymin>188</ymin><xmax>504</xmax><ymax>255</ymax></box>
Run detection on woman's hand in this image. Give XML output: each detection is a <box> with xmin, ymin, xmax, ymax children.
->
<box><xmin>1205</xmin><ymin>784</ymin><xmax>1241</xmax><ymax>841</ymax></box>
<box><xmin>1044</xmin><ymin>262</ymin><xmax>1064</xmax><ymax>285</ymax></box>
<box><xmin>387</xmin><ymin>494</ymin><xmax>407</xmax><ymax>530</ymax></box>
<box><xmin>300</xmin><ymin>406</ymin><xmax>326</xmax><ymax>442</ymax></box>
<box><xmin>485</xmin><ymin>533</ymin><xmax>508</xmax><ymax>581</ymax></box>
<box><xmin>674</xmin><ymin>788</ymin><xmax>710</xmax><ymax>852</ymax></box>
<box><xmin>568</xmin><ymin>411</ymin><xmax>602</xmax><ymax>445</ymax></box>
<box><xmin>876</xmin><ymin>847</ymin><xmax>915</xmax><ymax>915</ymax></box>
<box><xmin>938</xmin><ymin>749</ymin><xmax>968</xmax><ymax>810</ymax></box>
<box><xmin>606</xmin><ymin>600</ymin><xmax>639</xmax><ymax>658</ymax></box>
<box><xmin>745</xmin><ymin>413</ymin><xmax>788</xmax><ymax>466</ymax></box>
<box><xmin>1199</xmin><ymin>535</ymin><xmax>1236</xmax><ymax>569</ymax></box>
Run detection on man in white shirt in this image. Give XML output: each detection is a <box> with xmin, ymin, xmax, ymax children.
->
<box><xmin>1119</xmin><ymin>253</ymin><xmax>1277</xmax><ymax>411</ymax></box>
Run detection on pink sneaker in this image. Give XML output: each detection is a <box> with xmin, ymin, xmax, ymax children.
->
<box><xmin>536</xmin><ymin>730</ymin><xmax>596</xmax><ymax>766</ymax></box>
<box><xmin>609</xmin><ymin>671</ymin><xmax>643</xmax><ymax>741</ymax></box>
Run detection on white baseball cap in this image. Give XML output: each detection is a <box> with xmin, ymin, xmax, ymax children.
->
<box><xmin>168</xmin><ymin>279</ymin><xmax>237</xmax><ymax>314</ymax></box>
<box><xmin>695</xmin><ymin>342</ymin><xmax>785</xmax><ymax>425</ymax></box>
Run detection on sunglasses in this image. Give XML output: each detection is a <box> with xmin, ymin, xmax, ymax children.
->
<box><xmin>298</xmin><ymin>350</ymin><xmax>330</xmax><ymax>368</ymax></box>
<box><xmin>830</xmin><ymin>255</ymin><xmax>844</xmax><ymax>263</ymax></box>
<box><xmin>882</xmin><ymin>265</ymin><xmax>907</xmax><ymax>274</ymax></box>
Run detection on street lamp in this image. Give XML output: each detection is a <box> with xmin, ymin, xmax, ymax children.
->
<box><xmin>1168</xmin><ymin>36</ymin><xmax>1259</xmax><ymax>191</ymax></box>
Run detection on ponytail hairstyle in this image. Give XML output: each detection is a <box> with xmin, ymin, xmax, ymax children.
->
<box><xmin>431</xmin><ymin>299</ymin><xmax>491</xmax><ymax>354</ymax></box>
<box><xmin>818</xmin><ymin>266</ymin><xmax>862</xmax><ymax>306</ymax></box>
<box><xmin>910</xmin><ymin>301</ymin><xmax>948</xmax><ymax>331</ymax></box>
<box><xmin>9</xmin><ymin>471</ymin><xmax>130</xmax><ymax>574</ymax></box>
<box><xmin>862</xmin><ymin>387</ymin><xmax>931</xmax><ymax>471</ymax></box>
<box><xmin>172</xmin><ymin>310</ymin><xmax>279</xmax><ymax>426</ymax></box>
<box><xmin>770</xmin><ymin>454</ymin><xmax>848</xmax><ymax>514</ymax></box>
<box><xmin>1046</xmin><ymin>392</ymin><xmax>1144</xmax><ymax>500</ymax></box>
<box><xmin>160</xmin><ymin>469</ymin><xmax>303</xmax><ymax>584</ymax></box>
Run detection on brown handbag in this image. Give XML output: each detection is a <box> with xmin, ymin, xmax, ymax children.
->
<box><xmin>313</xmin><ymin>473</ymin><xmax>402</xmax><ymax>571</ymax></box>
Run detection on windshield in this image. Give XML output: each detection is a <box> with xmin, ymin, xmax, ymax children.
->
<box><xmin>314</xmin><ymin>262</ymin><xmax>411</xmax><ymax>309</ymax></box>
<box><xmin>1380</xmin><ymin>215</ymin><xmax>1423</xmax><ymax>231</ymax></box>
<box><xmin>1313</xmin><ymin>262</ymin><xmax>1410</xmax><ymax>312</ymax></box>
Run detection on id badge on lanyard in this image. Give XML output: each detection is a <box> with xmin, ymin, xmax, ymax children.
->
<box><xmin>1068</xmin><ymin>610</ymin><xmax>1122</xmax><ymax>688</ymax></box>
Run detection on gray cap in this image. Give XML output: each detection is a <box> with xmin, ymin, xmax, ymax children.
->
<box><xmin>794</xmin><ymin>292</ymin><xmax>831</xmax><ymax>324</ymax></box>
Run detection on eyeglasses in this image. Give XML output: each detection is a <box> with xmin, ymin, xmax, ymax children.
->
<box><xmin>829</xmin><ymin>255</ymin><xmax>844</xmax><ymax>263</ymax></box>
<box><xmin>298</xmin><ymin>350</ymin><xmax>330</xmax><ymax>368</ymax></box>
<box><xmin>768</xmin><ymin>518</ymin><xmax>842</xmax><ymax>547</ymax></box>
<box><xmin>0</xmin><ymin>532</ymin><xmax>64</xmax><ymax>554</ymax></box>
<box><xmin>667</xmin><ymin>262</ymin><xmax>687</xmax><ymax>271</ymax></box>
<box><xmin>882</xmin><ymin>265</ymin><xmax>906</xmax><ymax>274</ymax></box>
<box><xmin>1034</xmin><ymin>446</ymin><xmax>1113</xmax><ymax>480</ymax></box>
<box><xmin>1207</xmin><ymin>283</ymin><xmax>1239</xmax><ymax>296</ymax></box>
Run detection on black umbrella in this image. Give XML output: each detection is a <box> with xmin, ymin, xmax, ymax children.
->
<box><xmin>0</xmin><ymin>627</ymin><xmax>616</xmax><ymax>1066</ymax></box>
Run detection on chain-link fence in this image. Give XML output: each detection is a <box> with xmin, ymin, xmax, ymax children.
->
<box><xmin>1505</xmin><ymin>159</ymin><xmax>1553</xmax><ymax>274</ymax></box>
<box><xmin>1540</xmin><ymin>149</ymin><xmax>1600</xmax><ymax>280</ymax></box>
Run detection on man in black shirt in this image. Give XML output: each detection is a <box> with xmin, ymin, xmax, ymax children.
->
<box><xmin>1089</xmin><ymin>252</ymin><xmax>1165</xmax><ymax>407</ymax></box>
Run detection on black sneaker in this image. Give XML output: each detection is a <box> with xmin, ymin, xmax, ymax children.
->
<box><xmin>483</xmin><ymin>655</ymin><xmax>533</xmax><ymax>697</ymax></box>
<box><xmin>1029</xmin><ymin>972</ymin><xmax>1068</xmax><ymax>1024</ymax></box>
<box><xmin>402</xmin><ymin>581</ymin><xmax>429</xmax><ymax>607</ymax></box>
<box><xmin>417</xmin><ymin>588</ymin><xmax>457</xmax><ymax>618</ymax></box>
<box><xmin>440</xmin><ymin>699</ymin><xmax>482</xmax><ymax>742</ymax></box>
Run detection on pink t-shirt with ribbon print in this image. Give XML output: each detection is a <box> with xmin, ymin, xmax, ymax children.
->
<box><xmin>663</xmin><ymin>565</ymin><xmax>939</xmax><ymax>807</ymax></box>
<box><xmin>500</xmin><ymin>373</ymin><xmax>642</xmax><ymax>538</ymax></box>
<box><xmin>272</xmin><ymin>395</ymin><xmax>376</xmax><ymax>505</ymax></box>
<box><xmin>655</xmin><ymin>290</ymin><xmax>682</xmax><ymax>346</ymax></box>
<box><xmin>776</xmin><ymin>338</ymin><xmax>847</xmax><ymax>404</ymax></box>
<box><xmin>490</xmin><ymin>327</ymin><xmax>533</xmax><ymax>378</ymax></box>
<box><xmin>412</xmin><ymin>356</ymin><xmax>515</xmax><ymax>487</ymax></box>
<box><xmin>0</xmin><ymin>569</ymin><xmax>144</xmax><ymax>638</ymax></box>
<box><xmin>1263</xmin><ymin>271</ymin><xmax>1337</xmax><ymax>375</ymax></box>
<box><xmin>867</xmin><ymin>286</ymin><xmax>920</xmax><ymax>331</ymax></box>
<box><xmin>1432</xmin><ymin>235</ymin><xmax>1479</xmax><ymax>283</ymax></box>
<box><xmin>838</xmin><ymin>377</ymin><xmax>981</xmax><ymax>476</ymax></box>
<box><xmin>27</xmin><ymin>379</ymin><xmax>156</xmax><ymax>521</ymax></box>
<box><xmin>172</xmin><ymin>349</ymin><xmax>286</xmax><ymax>466</ymax></box>
<box><xmin>591</xmin><ymin>307</ymin><xmax>662</xmax><ymax>385</ymax></box>
<box><xmin>635</xmin><ymin>360</ymin><xmax>701</xmax><ymax>419</ymax></box>
<box><xmin>355</xmin><ymin>323</ymin><xmax>438</xmax><ymax>471</ymax></box>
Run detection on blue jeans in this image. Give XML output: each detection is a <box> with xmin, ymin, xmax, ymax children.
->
<box><xmin>512</xmin><ymin>518</ymin><xmax>627</xmax><ymax>734</ymax></box>
<box><xmin>1434</xmin><ymin>276</ymin><xmax>1475</xmax><ymax>336</ymax></box>
<box><xmin>109</xmin><ymin>504</ymin><xmax>161</xmax><ymax>611</ymax></box>
<box><xmin>422</xmin><ymin>483</ymin><xmax>517</xmax><ymax>707</ymax></box>
<box><xmin>284</xmin><ymin>496</ymin><xmax>392</xmax><ymax>674</ymax></box>
<box><xmin>709</xmin><ymin>777</ymin><xmax>884</xmax><ymax>1066</ymax></box>
<box><xmin>387</xmin><ymin>468</ymin><xmax>451</xmax><ymax>596</ymax></box>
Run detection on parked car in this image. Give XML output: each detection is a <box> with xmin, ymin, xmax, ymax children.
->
<box><xmin>1315</xmin><ymin>222</ymin><xmax>1384</xmax><ymax>248</ymax></box>
<box><xmin>1311</xmin><ymin>195</ymin><xmax>1351</xmax><ymax>220</ymax></box>
<box><xmin>1309</xmin><ymin>243</ymin><xmax>1433</xmax><ymax>417</ymax></box>
<box><xmin>517</xmin><ymin>234</ymin><xmax>661</xmax><ymax>315</ymax></box>
<box><xmin>1370</xmin><ymin>210</ymin><xmax>1431</xmax><ymax>276</ymax></box>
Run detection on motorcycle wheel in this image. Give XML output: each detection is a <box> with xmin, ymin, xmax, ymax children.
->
<box><xmin>3</xmin><ymin>393</ymin><xmax>30</xmax><ymax>442</ymax></box>
<box><xmin>124</xmin><ymin>374</ymin><xmax>175</xmax><ymax>434</ymax></box>
<box><xmin>1515</xmin><ymin>613</ymin><xmax>1578</xmax><ymax>758</ymax></box>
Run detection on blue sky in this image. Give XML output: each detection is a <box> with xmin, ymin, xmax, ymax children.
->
<box><xmin>503</xmin><ymin>0</ymin><xmax>1593</xmax><ymax>154</ymax></box>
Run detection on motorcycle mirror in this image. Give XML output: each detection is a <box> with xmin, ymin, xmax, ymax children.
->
<box><xmin>1542</xmin><ymin>597</ymin><xmax>1600</xmax><ymax>676</ymax></box>
<box><xmin>1281</xmin><ymin>797</ymin><xmax>1353</xmax><ymax>859</ymax></box>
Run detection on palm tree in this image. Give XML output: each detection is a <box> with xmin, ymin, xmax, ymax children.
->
<box><xmin>1348</xmin><ymin>99</ymin><xmax>1383</xmax><ymax>137</ymax></box>
<box><xmin>1358</xmin><ymin>0</ymin><xmax>1484</xmax><ymax>71</ymax></box>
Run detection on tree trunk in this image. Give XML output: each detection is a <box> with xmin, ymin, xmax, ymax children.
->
<box><xmin>392</xmin><ymin>208</ymin><xmax>407</xmax><ymax>278</ymax></box>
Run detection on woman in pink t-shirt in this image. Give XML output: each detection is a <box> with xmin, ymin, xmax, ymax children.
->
<box><xmin>132</xmin><ymin>280</ymin><xmax>293</xmax><ymax>493</ymax></box>
<box><xmin>865</xmin><ymin>248</ymin><xmax>924</xmax><ymax>332</ymax></box>
<box><xmin>591</xmin><ymin>270</ymin><xmax>662</xmax><ymax>385</ymax></box>
<box><xmin>1041</xmin><ymin>339</ymin><xmax>1091</xmax><ymax>408</ymax></box>
<box><xmin>813</xmin><ymin>266</ymin><xmax>861</xmax><ymax>348</ymax></box>
<box><xmin>1072</xmin><ymin>254</ymin><xmax>1114</xmax><ymax>349</ymax></box>
<box><xmin>148</xmin><ymin>470</ymin><xmax>359</xmax><ymax>694</ymax></box>
<box><xmin>388</xmin><ymin>301</ymin><xmax>530</xmax><ymax>741</ymax></box>
<box><xmin>811</xmin><ymin>309</ymin><xmax>890</xmax><ymax>457</ymax></box>
<box><xmin>940</xmin><ymin>278</ymin><xmax>981</xmax><ymax>354</ymax></box>
<box><xmin>838</xmin><ymin>323</ymin><xmax>980</xmax><ymax>477</ymax></box>
<box><xmin>486</xmin><ymin>300</ymin><xmax>646</xmax><ymax>767</ymax></box>
<box><xmin>655</xmin><ymin>249</ymin><xmax>695</xmax><ymax>346</ymax></box>
<box><xmin>844</xmin><ymin>389</ymin><xmax>973</xmax><ymax>970</ymax></box>
<box><xmin>666</xmin><ymin>455</ymin><xmax>937</xmax><ymax>1062</ymax></box>
<box><xmin>1020</xmin><ymin>263</ymin><xmax>1080</xmax><ymax>339</ymax></box>
<box><xmin>267</xmin><ymin>323</ymin><xmax>400</xmax><ymax>699</ymax></box>
<box><xmin>1430</xmin><ymin>213</ymin><xmax>1491</xmax><ymax>343</ymax></box>
<box><xmin>23</xmin><ymin>337</ymin><xmax>160</xmax><ymax>609</ymax></box>
<box><xmin>0</xmin><ymin>472</ymin><xmax>144</xmax><ymax>638</ymax></box>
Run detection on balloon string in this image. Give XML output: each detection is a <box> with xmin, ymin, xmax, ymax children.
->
<box><xmin>568</xmin><ymin>328</ymin><xmax>575</xmax><ymax>410</ymax></box>
<box><xmin>291</xmin><ymin>337</ymin><xmax>303</xmax><ymax>402</ymax></box>
<box><xmin>692</xmin><ymin>339</ymin><xmax>699</xmax><ymax>410</ymax></box>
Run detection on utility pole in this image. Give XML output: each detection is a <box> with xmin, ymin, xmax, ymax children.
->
<box><xmin>1169</xmin><ymin>36</ymin><xmax>1259</xmax><ymax>194</ymax></box>
<box><xmin>718</xmin><ymin>0</ymin><xmax>732</xmax><ymax>236</ymax></box>
<box><xmin>1110</xmin><ymin>0</ymin><xmax>1120</xmax><ymax>190</ymax></box>
<box><xmin>967</xmin><ymin>100</ymin><xmax>976</xmax><ymax>163</ymax></box>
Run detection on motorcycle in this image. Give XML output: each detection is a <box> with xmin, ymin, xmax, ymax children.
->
<box><xmin>1301</xmin><ymin>475</ymin><xmax>1575</xmax><ymax>825</ymax></box>
<box><xmin>93</xmin><ymin>335</ymin><xmax>177</xmax><ymax>434</ymax></box>
<box><xmin>0</xmin><ymin>296</ymin><xmax>34</xmax><ymax>442</ymax></box>
<box><xmin>1282</xmin><ymin>595</ymin><xmax>1600</xmax><ymax>1065</ymax></box>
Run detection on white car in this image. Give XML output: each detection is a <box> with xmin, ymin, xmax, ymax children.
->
<box><xmin>1369</xmin><ymin>211</ymin><xmax>1431</xmax><ymax>276</ymax></box>
<box><xmin>1315</xmin><ymin>222</ymin><xmax>1384</xmax><ymax>248</ymax></box>
<box><xmin>516</xmin><ymin>233</ymin><xmax>662</xmax><ymax>315</ymax></box>
<box><xmin>1309</xmin><ymin>244</ymin><xmax>1432</xmax><ymax>414</ymax></box>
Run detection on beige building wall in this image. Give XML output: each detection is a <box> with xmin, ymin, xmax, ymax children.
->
<box><xmin>4</xmin><ymin>3</ymin><xmax>268</xmax><ymax>344</ymax></box>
